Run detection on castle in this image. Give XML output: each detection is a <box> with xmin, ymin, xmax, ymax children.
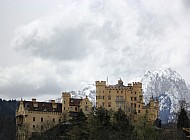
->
<box><xmin>16</xmin><ymin>92</ymin><xmax>92</xmax><ymax>139</ymax></box>
<box><xmin>16</xmin><ymin>79</ymin><xmax>159</xmax><ymax>139</ymax></box>
<box><xmin>95</xmin><ymin>79</ymin><xmax>159</xmax><ymax>122</ymax></box>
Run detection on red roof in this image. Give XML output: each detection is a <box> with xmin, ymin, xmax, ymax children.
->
<box><xmin>69</xmin><ymin>98</ymin><xmax>82</xmax><ymax>106</ymax></box>
<box><xmin>23</xmin><ymin>101</ymin><xmax>62</xmax><ymax>112</ymax></box>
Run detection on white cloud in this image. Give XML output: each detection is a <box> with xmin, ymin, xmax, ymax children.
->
<box><xmin>1</xmin><ymin>0</ymin><xmax>190</xmax><ymax>99</ymax></box>
<box><xmin>0</xmin><ymin>59</ymin><xmax>60</xmax><ymax>98</ymax></box>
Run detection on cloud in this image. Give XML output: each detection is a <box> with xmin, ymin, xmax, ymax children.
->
<box><xmin>2</xmin><ymin>0</ymin><xmax>190</xmax><ymax>99</ymax></box>
<box><xmin>0</xmin><ymin>59</ymin><xmax>70</xmax><ymax>99</ymax></box>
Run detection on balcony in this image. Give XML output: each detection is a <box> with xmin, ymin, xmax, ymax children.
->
<box><xmin>115</xmin><ymin>98</ymin><xmax>125</xmax><ymax>102</ymax></box>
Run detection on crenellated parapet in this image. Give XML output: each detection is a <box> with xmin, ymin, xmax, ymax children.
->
<box><xmin>132</xmin><ymin>82</ymin><xmax>142</xmax><ymax>88</ymax></box>
<box><xmin>28</xmin><ymin>111</ymin><xmax>62</xmax><ymax>115</ymax></box>
<box><xmin>62</xmin><ymin>92</ymin><xmax>71</xmax><ymax>98</ymax></box>
<box><xmin>95</xmin><ymin>81</ymin><xmax>106</xmax><ymax>86</ymax></box>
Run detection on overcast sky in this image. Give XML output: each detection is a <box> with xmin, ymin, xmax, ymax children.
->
<box><xmin>0</xmin><ymin>0</ymin><xmax>190</xmax><ymax>100</ymax></box>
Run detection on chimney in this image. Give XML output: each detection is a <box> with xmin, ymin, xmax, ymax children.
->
<box><xmin>51</xmin><ymin>100</ymin><xmax>55</xmax><ymax>103</ymax></box>
<box><xmin>32</xmin><ymin>98</ymin><xmax>36</xmax><ymax>102</ymax></box>
<box><xmin>32</xmin><ymin>98</ymin><xmax>38</xmax><ymax>107</ymax></box>
<box><xmin>51</xmin><ymin>100</ymin><xmax>57</xmax><ymax>109</ymax></box>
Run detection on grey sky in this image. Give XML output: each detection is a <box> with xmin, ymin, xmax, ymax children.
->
<box><xmin>0</xmin><ymin>0</ymin><xmax>190</xmax><ymax>100</ymax></box>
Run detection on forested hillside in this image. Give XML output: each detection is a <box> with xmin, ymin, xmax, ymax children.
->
<box><xmin>0</xmin><ymin>99</ymin><xmax>18</xmax><ymax>140</ymax></box>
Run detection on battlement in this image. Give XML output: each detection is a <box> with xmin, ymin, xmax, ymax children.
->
<box><xmin>132</xmin><ymin>82</ymin><xmax>142</xmax><ymax>87</ymax></box>
<box><xmin>95</xmin><ymin>81</ymin><xmax>106</xmax><ymax>86</ymax></box>
<box><xmin>62</xmin><ymin>92</ymin><xmax>71</xmax><ymax>98</ymax></box>
<box><xmin>128</xmin><ymin>83</ymin><xmax>132</xmax><ymax>86</ymax></box>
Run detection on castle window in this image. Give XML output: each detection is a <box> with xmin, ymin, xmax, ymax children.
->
<box><xmin>138</xmin><ymin>110</ymin><xmax>140</xmax><ymax>113</ymax></box>
<box><xmin>109</xmin><ymin>90</ymin><xmax>111</xmax><ymax>93</ymax></box>
<box><xmin>59</xmin><ymin>119</ymin><xmax>61</xmax><ymax>123</ymax></box>
<box><xmin>131</xmin><ymin>103</ymin><xmax>133</xmax><ymax>107</ymax></box>
<box><xmin>33</xmin><ymin>125</ymin><xmax>35</xmax><ymax>129</ymax></box>
<box><xmin>41</xmin><ymin>125</ymin><xmax>44</xmax><ymax>130</ymax></box>
<box><xmin>116</xmin><ymin>96</ymin><xmax>119</xmax><ymax>100</ymax></box>
<box><xmin>116</xmin><ymin>102</ymin><xmax>119</xmax><ymax>107</ymax></box>
<box><xmin>103</xmin><ymin>96</ymin><xmax>104</xmax><ymax>100</ymax></box>
<box><xmin>96</xmin><ymin>96</ymin><xmax>98</xmax><ymax>100</ymax></box>
<box><xmin>64</xmin><ymin>107</ymin><xmax>65</xmax><ymax>110</ymax></box>
<box><xmin>33</xmin><ymin>117</ymin><xmax>35</xmax><ymax>122</ymax></box>
<box><xmin>108</xmin><ymin>102</ymin><xmax>111</xmax><ymax>107</ymax></box>
<box><xmin>53</xmin><ymin>118</ymin><xmax>55</xmax><ymax>122</ymax></box>
<box><xmin>121</xmin><ymin>91</ymin><xmax>123</xmax><ymax>94</ymax></box>
<box><xmin>75</xmin><ymin>107</ymin><xmax>78</xmax><ymax>111</ymax></box>
<box><xmin>134</xmin><ymin>97</ymin><xmax>137</xmax><ymax>101</ymax></box>
<box><xmin>139</xmin><ymin>105</ymin><xmax>140</xmax><ymax>108</ymax></box>
<box><xmin>85</xmin><ymin>106</ymin><xmax>88</xmax><ymax>111</ymax></box>
<box><xmin>135</xmin><ymin>91</ymin><xmax>136</xmax><ymax>94</ymax></box>
<box><xmin>131</xmin><ymin>97</ymin><xmax>133</xmax><ymax>101</ymax></box>
<box><xmin>41</xmin><ymin>118</ymin><xmax>43</xmax><ymax>122</ymax></box>
<box><xmin>120</xmin><ymin>96</ymin><xmax>123</xmax><ymax>99</ymax></box>
<box><xmin>102</xmin><ymin>102</ymin><xmax>104</xmax><ymax>107</ymax></box>
<box><xmin>117</xmin><ymin>90</ymin><xmax>119</xmax><ymax>93</ymax></box>
<box><xmin>108</xmin><ymin>95</ymin><xmax>111</xmax><ymax>100</ymax></box>
<box><xmin>134</xmin><ymin>103</ymin><xmax>136</xmax><ymax>108</ymax></box>
<box><xmin>86</xmin><ymin>102</ymin><xmax>87</xmax><ymax>104</ymax></box>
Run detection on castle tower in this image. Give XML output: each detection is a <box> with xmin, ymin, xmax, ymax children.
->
<box><xmin>149</xmin><ymin>96</ymin><xmax>154</xmax><ymax>108</ymax></box>
<box><xmin>62</xmin><ymin>92</ymin><xmax>71</xmax><ymax>112</ymax></box>
<box><xmin>95</xmin><ymin>81</ymin><xmax>106</xmax><ymax>108</ymax></box>
<box><xmin>118</xmin><ymin>78</ymin><xmax>123</xmax><ymax>85</ymax></box>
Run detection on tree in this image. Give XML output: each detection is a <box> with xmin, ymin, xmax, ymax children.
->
<box><xmin>67</xmin><ymin>109</ymin><xmax>88</xmax><ymax>140</ymax></box>
<box><xmin>177</xmin><ymin>107</ymin><xmax>189</xmax><ymax>129</ymax></box>
<box><xmin>112</xmin><ymin>108</ymin><xmax>136</xmax><ymax>140</ymax></box>
<box><xmin>134</xmin><ymin>115</ymin><xmax>161</xmax><ymax>140</ymax></box>
<box><xmin>95</xmin><ymin>107</ymin><xmax>110</xmax><ymax>126</ymax></box>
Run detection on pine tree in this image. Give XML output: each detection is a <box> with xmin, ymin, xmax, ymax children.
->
<box><xmin>112</xmin><ymin>108</ymin><xmax>135</xmax><ymax>140</ymax></box>
<box><xmin>67</xmin><ymin>109</ymin><xmax>89</xmax><ymax>140</ymax></box>
<box><xmin>177</xmin><ymin>107</ymin><xmax>189</xmax><ymax>129</ymax></box>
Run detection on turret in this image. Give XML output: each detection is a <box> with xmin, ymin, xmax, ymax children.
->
<box><xmin>62</xmin><ymin>92</ymin><xmax>71</xmax><ymax>112</ymax></box>
<box><xmin>155</xmin><ymin>97</ymin><xmax>159</xmax><ymax>109</ymax></box>
<box><xmin>132</xmin><ymin>82</ymin><xmax>142</xmax><ymax>88</ymax></box>
<box><xmin>95</xmin><ymin>81</ymin><xmax>106</xmax><ymax>95</ymax></box>
<box><xmin>149</xmin><ymin>96</ymin><xmax>154</xmax><ymax>108</ymax></box>
<box><xmin>95</xmin><ymin>81</ymin><xmax>106</xmax><ymax>86</ymax></box>
<box><xmin>118</xmin><ymin>79</ymin><xmax>123</xmax><ymax>85</ymax></box>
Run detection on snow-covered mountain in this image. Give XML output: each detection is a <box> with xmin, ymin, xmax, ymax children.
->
<box><xmin>135</xmin><ymin>67</ymin><xmax>190</xmax><ymax>123</ymax></box>
<box><xmin>55</xmin><ymin>67</ymin><xmax>190</xmax><ymax>123</ymax></box>
<box><xmin>70</xmin><ymin>85</ymin><xmax>96</xmax><ymax>105</ymax></box>
<box><xmin>55</xmin><ymin>84</ymin><xmax>96</xmax><ymax>105</ymax></box>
